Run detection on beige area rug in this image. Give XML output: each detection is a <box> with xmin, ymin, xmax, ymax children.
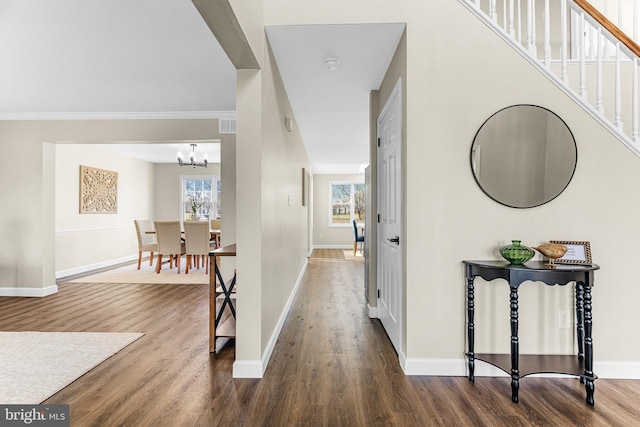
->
<box><xmin>67</xmin><ymin>261</ymin><xmax>209</xmax><ymax>284</ymax></box>
<box><xmin>0</xmin><ymin>331</ymin><xmax>144</xmax><ymax>404</ymax></box>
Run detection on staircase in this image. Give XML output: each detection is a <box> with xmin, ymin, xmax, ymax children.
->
<box><xmin>459</xmin><ymin>0</ymin><xmax>640</xmax><ymax>156</ymax></box>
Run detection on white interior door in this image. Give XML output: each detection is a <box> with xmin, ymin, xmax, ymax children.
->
<box><xmin>377</xmin><ymin>79</ymin><xmax>402</xmax><ymax>354</ymax></box>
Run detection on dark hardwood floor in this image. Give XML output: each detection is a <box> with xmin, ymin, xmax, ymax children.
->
<box><xmin>0</xmin><ymin>249</ymin><xmax>638</xmax><ymax>426</ymax></box>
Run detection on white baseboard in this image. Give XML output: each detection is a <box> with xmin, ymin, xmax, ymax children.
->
<box><xmin>367</xmin><ymin>303</ymin><xmax>378</xmax><ymax>318</ymax></box>
<box><xmin>402</xmin><ymin>358</ymin><xmax>481</xmax><ymax>376</ymax></box>
<box><xmin>56</xmin><ymin>255</ymin><xmax>138</xmax><ymax>279</ymax></box>
<box><xmin>401</xmin><ymin>357</ymin><xmax>640</xmax><ymax>379</ymax></box>
<box><xmin>232</xmin><ymin>360</ymin><xmax>263</xmax><ymax>378</ymax></box>
<box><xmin>312</xmin><ymin>244</ymin><xmax>352</xmax><ymax>250</ymax></box>
<box><xmin>0</xmin><ymin>285</ymin><xmax>58</xmax><ymax>297</ymax></box>
<box><xmin>11</xmin><ymin>255</ymin><xmax>139</xmax><ymax>297</ymax></box>
<box><xmin>232</xmin><ymin>258</ymin><xmax>309</xmax><ymax>379</ymax></box>
<box><xmin>593</xmin><ymin>361</ymin><xmax>640</xmax><ymax>379</ymax></box>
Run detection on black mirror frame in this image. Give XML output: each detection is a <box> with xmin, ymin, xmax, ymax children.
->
<box><xmin>470</xmin><ymin>104</ymin><xmax>578</xmax><ymax>209</ymax></box>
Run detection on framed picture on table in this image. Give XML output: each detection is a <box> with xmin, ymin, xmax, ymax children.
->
<box><xmin>550</xmin><ymin>240</ymin><xmax>592</xmax><ymax>265</ymax></box>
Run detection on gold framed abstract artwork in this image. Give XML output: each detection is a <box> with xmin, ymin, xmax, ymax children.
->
<box><xmin>79</xmin><ymin>165</ymin><xmax>118</xmax><ymax>214</ymax></box>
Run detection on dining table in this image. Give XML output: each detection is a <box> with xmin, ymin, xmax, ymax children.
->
<box><xmin>146</xmin><ymin>228</ymin><xmax>220</xmax><ymax>246</ymax></box>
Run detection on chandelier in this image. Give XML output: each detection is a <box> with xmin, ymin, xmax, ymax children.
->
<box><xmin>177</xmin><ymin>143</ymin><xmax>208</xmax><ymax>168</ymax></box>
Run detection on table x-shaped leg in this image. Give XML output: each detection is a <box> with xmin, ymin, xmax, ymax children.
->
<box><xmin>214</xmin><ymin>263</ymin><xmax>236</xmax><ymax>327</ymax></box>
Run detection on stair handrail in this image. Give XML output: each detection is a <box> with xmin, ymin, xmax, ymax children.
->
<box><xmin>573</xmin><ymin>0</ymin><xmax>640</xmax><ymax>58</ymax></box>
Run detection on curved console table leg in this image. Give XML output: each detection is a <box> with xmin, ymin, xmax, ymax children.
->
<box><xmin>510</xmin><ymin>285</ymin><xmax>520</xmax><ymax>403</ymax></box>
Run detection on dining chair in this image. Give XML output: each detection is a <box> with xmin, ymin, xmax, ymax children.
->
<box><xmin>353</xmin><ymin>220</ymin><xmax>364</xmax><ymax>255</ymax></box>
<box><xmin>154</xmin><ymin>221</ymin><xmax>185</xmax><ymax>273</ymax></box>
<box><xmin>183</xmin><ymin>220</ymin><xmax>214</xmax><ymax>274</ymax></box>
<box><xmin>134</xmin><ymin>219</ymin><xmax>157</xmax><ymax>270</ymax></box>
<box><xmin>209</xmin><ymin>219</ymin><xmax>221</xmax><ymax>248</ymax></box>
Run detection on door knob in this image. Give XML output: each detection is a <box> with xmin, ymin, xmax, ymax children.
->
<box><xmin>388</xmin><ymin>236</ymin><xmax>400</xmax><ymax>244</ymax></box>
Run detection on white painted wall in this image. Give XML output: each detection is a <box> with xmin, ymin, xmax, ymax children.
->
<box><xmin>55</xmin><ymin>144</ymin><xmax>155</xmax><ymax>276</ymax></box>
<box><xmin>262</xmin><ymin>0</ymin><xmax>640</xmax><ymax>374</ymax></box>
<box><xmin>229</xmin><ymin>0</ymin><xmax>312</xmax><ymax>373</ymax></box>
<box><xmin>221</xmin><ymin>138</ymin><xmax>236</xmax><ymax>246</ymax></box>
<box><xmin>259</xmin><ymin>40</ymin><xmax>311</xmax><ymax>364</ymax></box>
<box><xmin>402</xmin><ymin>0</ymin><xmax>640</xmax><ymax>368</ymax></box>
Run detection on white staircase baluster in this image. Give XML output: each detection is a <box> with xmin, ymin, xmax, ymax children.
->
<box><xmin>544</xmin><ymin>0</ymin><xmax>551</xmax><ymax>67</ymax></box>
<box><xmin>615</xmin><ymin>42</ymin><xmax>623</xmax><ymax>130</ymax></box>
<box><xmin>517</xmin><ymin>0</ymin><xmax>522</xmax><ymax>44</ymax></box>
<box><xmin>490</xmin><ymin>0</ymin><xmax>497</xmax><ymax>21</ymax></box>
<box><xmin>633</xmin><ymin>0</ymin><xmax>640</xmax><ymax>43</ymax></box>
<box><xmin>580</xmin><ymin>11</ymin><xmax>587</xmax><ymax>98</ymax></box>
<box><xmin>604</xmin><ymin>0</ymin><xmax>610</xmax><ymax>57</ymax></box>
<box><xmin>503</xmin><ymin>0</ymin><xmax>507</xmax><ymax>30</ymax></box>
<box><xmin>508</xmin><ymin>0</ymin><xmax>515</xmax><ymax>38</ymax></box>
<box><xmin>561</xmin><ymin>0</ymin><xmax>568</xmax><ymax>83</ymax></box>
<box><xmin>532</xmin><ymin>0</ymin><xmax>537</xmax><ymax>55</ymax></box>
<box><xmin>527</xmin><ymin>0</ymin><xmax>534</xmax><ymax>54</ymax></box>
<box><xmin>590</xmin><ymin>21</ymin><xmax>597</xmax><ymax>59</ymax></box>
<box><xmin>633</xmin><ymin>58</ymin><xmax>639</xmax><ymax>141</ymax></box>
<box><xmin>618</xmin><ymin>0</ymin><xmax>623</xmax><ymax>33</ymax></box>
<box><xmin>597</xmin><ymin>27</ymin><xmax>604</xmax><ymax>113</ymax></box>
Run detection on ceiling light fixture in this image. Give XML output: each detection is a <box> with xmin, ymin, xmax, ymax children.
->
<box><xmin>177</xmin><ymin>143</ymin><xmax>208</xmax><ymax>168</ymax></box>
<box><xmin>323</xmin><ymin>57</ymin><xmax>340</xmax><ymax>72</ymax></box>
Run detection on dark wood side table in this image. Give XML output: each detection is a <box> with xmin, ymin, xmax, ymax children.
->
<box><xmin>463</xmin><ymin>260</ymin><xmax>600</xmax><ymax>405</ymax></box>
<box><xmin>209</xmin><ymin>243</ymin><xmax>237</xmax><ymax>353</ymax></box>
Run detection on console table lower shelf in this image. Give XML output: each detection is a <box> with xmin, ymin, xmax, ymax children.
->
<box><xmin>469</xmin><ymin>353</ymin><xmax>598</xmax><ymax>379</ymax></box>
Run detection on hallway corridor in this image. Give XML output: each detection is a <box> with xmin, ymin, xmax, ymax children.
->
<box><xmin>0</xmin><ymin>250</ymin><xmax>638</xmax><ymax>425</ymax></box>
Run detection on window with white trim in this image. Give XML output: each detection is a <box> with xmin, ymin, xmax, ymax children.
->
<box><xmin>181</xmin><ymin>176</ymin><xmax>221</xmax><ymax>222</ymax></box>
<box><xmin>329</xmin><ymin>181</ymin><xmax>365</xmax><ymax>227</ymax></box>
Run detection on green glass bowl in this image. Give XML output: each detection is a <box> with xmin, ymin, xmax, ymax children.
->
<box><xmin>499</xmin><ymin>240</ymin><xmax>534</xmax><ymax>264</ymax></box>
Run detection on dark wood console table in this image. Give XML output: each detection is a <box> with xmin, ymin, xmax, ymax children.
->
<box><xmin>463</xmin><ymin>260</ymin><xmax>600</xmax><ymax>405</ymax></box>
<box><xmin>209</xmin><ymin>244</ymin><xmax>236</xmax><ymax>353</ymax></box>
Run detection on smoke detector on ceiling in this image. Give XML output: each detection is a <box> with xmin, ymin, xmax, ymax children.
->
<box><xmin>323</xmin><ymin>57</ymin><xmax>340</xmax><ymax>72</ymax></box>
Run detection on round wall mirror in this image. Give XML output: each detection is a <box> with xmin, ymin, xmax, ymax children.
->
<box><xmin>470</xmin><ymin>105</ymin><xmax>577</xmax><ymax>208</ymax></box>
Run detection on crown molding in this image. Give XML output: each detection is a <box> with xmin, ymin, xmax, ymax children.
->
<box><xmin>0</xmin><ymin>111</ymin><xmax>236</xmax><ymax>121</ymax></box>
